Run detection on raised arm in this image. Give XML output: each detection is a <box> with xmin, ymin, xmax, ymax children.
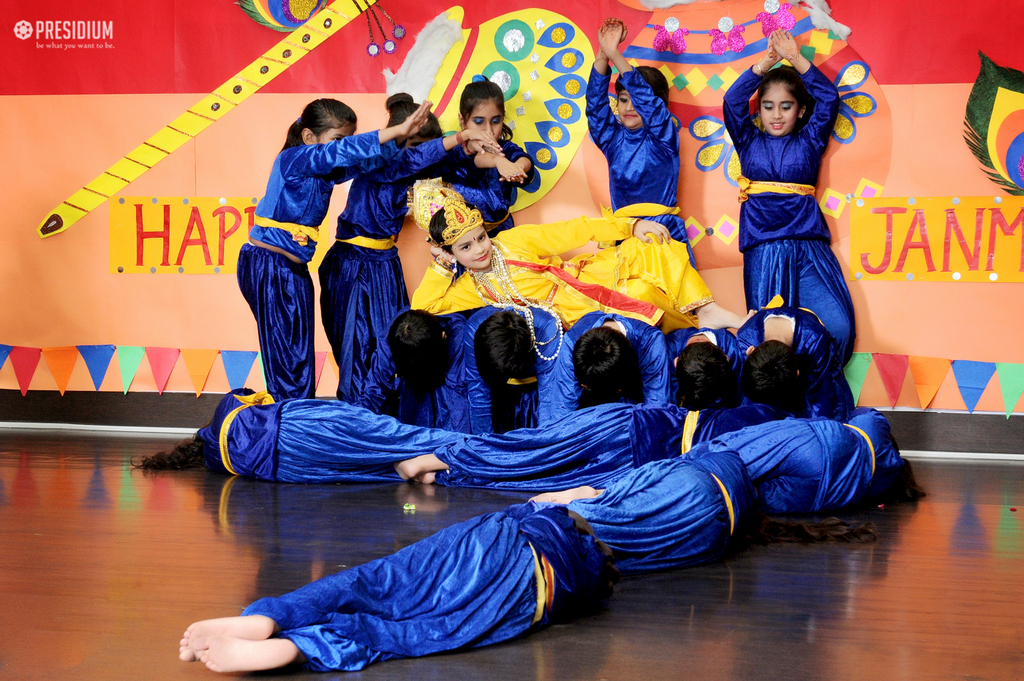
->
<box><xmin>770</xmin><ymin>30</ymin><xmax>838</xmax><ymax>151</ymax></box>
<box><xmin>723</xmin><ymin>40</ymin><xmax>779</xmax><ymax>151</ymax></box>
<box><xmin>364</xmin><ymin>129</ymin><xmax>502</xmax><ymax>183</ymax></box>
<box><xmin>282</xmin><ymin>130</ymin><xmax>399</xmax><ymax>179</ymax></box>
<box><xmin>617</xmin><ymin>69</ymin><xmax>678</xmax><ymax>149</ymax></box>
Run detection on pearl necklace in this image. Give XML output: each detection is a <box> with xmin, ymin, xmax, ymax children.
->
<box><xmin>470</xmin><ymin>247</ymin><xmax>564</xmax><ymax>362</ymax></box>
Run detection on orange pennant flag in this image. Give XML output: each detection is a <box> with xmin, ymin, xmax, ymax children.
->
<box><xmin>908</xmin><ymin>356</ymin><xmax>952</xmax><ymax>409</ymax></box>
<box><xmin>181</xmin><ymin>349</ymin><xmax>220</xmax><ymax>397</ymax></box>
<box><xmin>327</xmin><ymin>352</ymin><xmax>339</xmax><ymax>378</ymax></box>
<box><xmin>42</xmin><ymin>346</ymin><xmax>80</xmax><ymax>396</ymax></box>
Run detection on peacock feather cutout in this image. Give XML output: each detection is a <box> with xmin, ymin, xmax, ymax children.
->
<box><xmin>964</xmin><ymin>52</ymin><xmax>1024</xmax><ymax>196</ymax></box>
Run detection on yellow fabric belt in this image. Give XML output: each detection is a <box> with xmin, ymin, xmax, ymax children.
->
<box><xmin>737</xmin><ymin>176</ymin><xmax>816</xmax><ymax>204</ymax></box>
<box><xmin>337</xmin><ymin>235</ymin><xmax>396</xmax><ymax>250</ymax></box>
<box><xmin>709</xmin><ymin>473</ymin><xmax>736</xmax><ymax>535</ymax></box>
<box><xmin>529</xmin><ymin>543</ymin><xmax>555</xmax><ymax>625</ymax></box>
<box><xmin>601</xmin><ymin>203</ymin><xmax>681</xmax><ymax>218</ymax></box>
<box><xmin>507</xmin><ymin>376</ymin><xmax>538</xmax><ymax>386</ymax></box>
<box><xmin>484</xmin><ymin>211</ymin><xmax>511</xmax><ymax>226</ymax></box>
<box><xmin>681</xmin><ymin>410</ymin><xmax>701</xmax><ymax>454</ymax></box>
<box><xmin>844</xmin><ymin>424</ymin><xmax>876</xmax><ymax>477</ymax></box>
<box><xmin>218</xmin><ymin>391</ymin><xmax>276</xmax><ymax>476</ymax></box>
<box><xmin>254</xmin><ymin>216</ymin><xmax>320</xmax><ymax>246</ymax></box>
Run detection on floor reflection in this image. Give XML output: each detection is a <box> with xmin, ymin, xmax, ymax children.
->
<box><xmin>0</xmin><ymin>438</ymin><xmax>1021</xmax><ymax>680</ymax></box>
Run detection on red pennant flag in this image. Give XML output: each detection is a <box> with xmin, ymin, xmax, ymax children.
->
<box><xmin>181</xmin><ymin>349</ymin><xmax>220</xmax><ymax>397</ymax></box>
<box><xmin>145</xmin><ymin>347</ymin><xmax>180</xmax><ymax>395</ymax></box>
<box><xmin>9</xmin><ymin>347</ymin><xmax>42</xmax><ymax>396</ymax></box>
<box><xmin>314</xmin><ymin>351</ymin><xmax>327</xmax><ymax>390</ymax></box>
<box><xmin>42</xmin><ymin>346</ymin><xmax>80</xmax><ymax>396</ymax></box>
<box><xmin>871</xmin><ymin>353</ymin><xmax>910</xmax><ymax>407</ymax></box>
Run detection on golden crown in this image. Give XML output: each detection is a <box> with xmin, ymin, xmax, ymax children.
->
<box><xmin>409</xmin><ymin>180</ymin><xmax>484</xmax><ymax>247</ymax></box>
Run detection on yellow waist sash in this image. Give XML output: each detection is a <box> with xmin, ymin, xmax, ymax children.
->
<box><xmin>484</xmin><ymin>210</ymin><xmax>511</xmax><ymax>227</ymax></box>
<box><xmin>737</xmin><ymin>177</ymin><xmax>816</xmax><ymax>204</ymax></box>
<box><xmin>218</xmin><ymin>390</ymin><xmax>276</xmax><ymax>476</ymax></box>
<box><xmin>709</xmin><ymin>473</ymin><xmax>736</xmax><ymax>535</ymax></box>
<box><xmin>337</xmin><ymin>235</ymin><xmax>397</xmax><ymax>250</ymax></box>
<box><xmin>844</xmin><ymin>424</ymin><xmax>876</xmax><ymax>477</ymax></box>
<box><xmin>529</xmin><ymin>543</ymin><xmax>555</xmax><ymax>625</ymax></box>
<box><xmin>507</xmin><ymin>376</ymin><xmax>538</xmax><ymax>386</ymax></box>
<box><xmin>681</xmin><ymin>410</ymin><xmax>701</xmax><ymax>454</ymax></box>
<box><xmin>255</xmin><ymin>216</ymin><xmax>320</xmax><ymax>246</ymax></box>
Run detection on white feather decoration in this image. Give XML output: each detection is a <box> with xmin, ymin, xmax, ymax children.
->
<box><xmin>798</xmin><ymin>0</ymin><xmax>851</xmax><ymax>40</ymax></box>
<box><xmin>383</xmin><ymin>11</ymin><xmax>464</xmax><ymax>103</ymax></box>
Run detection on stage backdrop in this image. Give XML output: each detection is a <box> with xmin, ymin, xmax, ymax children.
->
<box><xmin>2</xmin><ymin>0</ymin><xmax>1024</xmax><ymax>414</ymax></box>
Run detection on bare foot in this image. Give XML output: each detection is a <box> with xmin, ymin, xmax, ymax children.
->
<box><xmin>200</xmin><ymin>635</ymin><xmax>303</xmax><ymax>673</ymax></box>
<box><xmin>395</xmin><ymin>454</ymin><xmax>448</xmax><ymax>481</ymax></box>
<box><xmin>415</xmin><ymin>471</ymin><xmax>437</xmax><ymax>484</ymax></box>
<box><xmin>179</xmin><ymin>615</ymin><xmax>276</xmax><ymax>662</ymax></box>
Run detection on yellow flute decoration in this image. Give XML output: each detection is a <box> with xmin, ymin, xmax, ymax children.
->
<box><xmin>37</xmin><ymin>0</ymin><xmax>378</xmax><ymax>239</ymax></box>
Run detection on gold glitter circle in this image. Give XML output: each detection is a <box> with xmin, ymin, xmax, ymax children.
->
<box><xmin>290</xmin><ymin>0</ymin><xmax>318</xmax><ymax>21</ymax></box>
<box><xmin>536</xmin><ymin>148</ymin><xmax>552</xmax><ymax>164</ymax></box>
<box><xmin>834</xmin><ymin>116</ymin><xmax>854</xmax><ymax>139</ymax></box>
<box><xmin>698</xmin><ymin>144</ymin><xmax>724</xmax><ymax>167</ymax></box>
<box><xmin>691</xmin><ymin>119</ymin><xmax>722</xmax><ymax>138</ymax></box>
<box><xmin>557</xmin><ymin>103</ymin><xmax>573</xmax><ymax>119</ymax></box>
<box><xmin>561</xmin><ymin>52</ymin><xmax>577</xmax><ymax>69</ymax></box>
<box><xmin>845</xmin><ymin>95</ymin><xmax>874</xmax><ymax>115</ymax></box>
<box><xmin>838</xmin><ymin>64</ymin><xmax>866</xmax><ymax>88</ymax></box>
<box><xmin>548</xmin><ymin>126</ymin><xmax>564</xmax><ymax>143</ymax></box>
<box><xmin>552</xmin><ymin>27</ymin><xmax>566</xmax><ymax>44</ymax></box>
<box><xmin>727</xmin><ymin>151</ymin><xmax>742</xmax><ymax>180</ymax></box>
<box><xmin>565</xmin><ymin>78</ymin><xmax>581</xmax><ymax>96</ymax></box>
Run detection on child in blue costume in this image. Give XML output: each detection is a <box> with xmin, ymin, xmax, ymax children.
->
<box><xmin>723</xmin><ymin>30</ymin><xmax>855</xmax><ymax>364</ymax></box>
<box><xmin>685</xmin><ymin>408</ymin><xmax>917</xmax><ymax>514</ymax></box>
<box><xmin>586</xmin><ymin>18</ymin><xmax>690</xmax><ymax>248</ymax></box>
<box><xmin>355</xmin><ymin>308</ymin><xmax>472</xmax><ymax>432</ymax></box>
<box><xmin>178</xmin><ymin>502</ymin><xmax>615</xmax><ymax>673</ymax></box>
<box><xmin>441</xmin><ymin>80</ymin><xmax>535</xmax><ymax>237</ymax></box>
<box><xmin>737</xmin><ymin>305</ymin><xmax>854</xmax><ymax>420</ymax></box>
<box><xmin>533</xmin><ymin>445</ymin><xmax>756</xmax><ymax>574</ymax></box>
<box><xmin>239</xmin><ymin>98</ymin><xmax>432</xmax><ymax>399</ymax></box>
<box><xmin>547</xmin><ymin>311</ymin><xmax>672</xmax><ymax>422</ymax></box>
<box><xmin>666</xmin><ymin>327</ymin><xmax>744</xmax><ymax>409</ymax></box>
<box><xmin>319</xmin><ymin>94</ymin><xmax>502</xmax><ymax>401</ymax></box>
<box><xmin>465</xmin><ymin>307</ymin><xmax>562</xmax><ymax>433</ymax></box>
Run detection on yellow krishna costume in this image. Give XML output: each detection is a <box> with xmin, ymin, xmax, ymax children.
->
<box><xmin>409</xmin><ymin>182</ymin><xmax>712</xmax><ymax>332</ymax></box>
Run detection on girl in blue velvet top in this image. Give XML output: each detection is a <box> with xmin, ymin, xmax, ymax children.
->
<box><xmin>586</xmin><ymin>19</ymin><xmax>689</xmax><ymax>248</ymax></box>
<box><xmin>239</xmin><ymin>98</ymin><xmax>431</xmax><ymax>399</ymax></box>
<box><xmin>317</xmin><ymin>94</ymin><xmax>500</xmax><ymax>402</ymax></box>
<box><xmin>440</xmin><ymin>80</ymin><xmax>535</xmax><ymax>238</ymax></box>
<box><xmin>723</xmin><ymin>30</ymin><xmax>856</xmax><ymax>364</ymax></box>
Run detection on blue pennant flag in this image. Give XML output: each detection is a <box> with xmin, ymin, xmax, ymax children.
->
<box><xmin>951</xmin><ymin>360</ymin><xmax>997</xmax><ymax>413</ymax></box>
<box><xmin>77</xmin><ymin>345</ymin><xmax>117</xmax><ymax>391</ymax></box>
<box><xmin>0</xmin><ymin>344</ymin><xmax>11</xmax><ymax>371</ymax></box>
<box><xmin>221</xmin><ymin>350</ymin><xmax>258</xmax><ymax>391</ymax></box>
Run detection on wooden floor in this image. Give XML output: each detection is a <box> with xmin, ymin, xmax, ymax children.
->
<box><xmin>1</xmin><ymin>430</ymin><xmax>1022</xmax><ymax>681</ymax></box>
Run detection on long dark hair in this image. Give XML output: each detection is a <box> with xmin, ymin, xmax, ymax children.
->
<box><xmin>745</xmin><ymin>514</ymin><xmax>878</xmax><ymax>544</ymax></box>
<box><xmin>283</xmin><ymin>98</ymin><xmax>357</xmax><ymax>151</ymax></box>
<box><xmin>574</xmin><ymin>327</ymin><xmax>644</xmax><ymax>409</ymax></box>
<box><xmin>757</xmin><ymin>65</ymin><xmax>815</xmax><ymax>133</ymax></box>
<box><xmin>133</xmin><ymin>434</ymin><xmax>207</xmax><ymax>470</ymax></box>
<box><xmin>459</xmin><ymin>80</ymin><xmax>513</xmax><ymax>142</ymax></box>
<box><xmin>388</xmin><ymin>310</ymin><xmax>448</xmax><ymax>394</ymax></box>
<box><xmin>385</xmin><ymin>92</ymin><xmax>442</xmax><ymax>142</ymax></box>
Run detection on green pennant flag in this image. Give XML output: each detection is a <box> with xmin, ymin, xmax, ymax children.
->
<box><xmin>995</xmin><ymin>363</ymin><xmax>1024</xmax><ymax>418</ymax></box>
<box><xmin>256</xmin><ymin>351</ymin><xmax>267</xmax><ymax>389</ymax></box>
<box><xmin>116</xmin><ymin>345</ymin><xmax>146</xmax><ymax>394</ymax></box>
<box><xmin>843</xmin><ymin>352</ymin><xmax>873</xmax><ymax>405</ymax></box>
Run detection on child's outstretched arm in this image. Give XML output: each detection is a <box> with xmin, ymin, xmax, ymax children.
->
<box><xmin>597</xmin><ymin>19</ymin><xmax>631</xmax><ymax>76</ymax></box>
<box><xmin>722</xmin><ymin>43</ymin><xmax>779</xmax><ymax>152</ymax></box>
<box><xmin>378</xmin><ymin>100</ymin><xmax>433</xmax><ymax>145</ymax></box>
<box><xmin>586</xmin><ymin>19</ymin><xmax>628</xmax><ymax>151</ymax></box>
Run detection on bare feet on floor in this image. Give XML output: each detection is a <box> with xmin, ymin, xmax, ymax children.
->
<box><xmin>197</xmin><ymin>635</ymin><xmax>303</xmax><ymax>673</ymax></box>
<box><xmin>394</xmin><ymin>454</ymin><xmax>447</xmax><ymax>483</ymax></box>
<box><xmin>179</xmin><ymin>615</ymin><xmax>277</xmax><ymax>662</ymax></box>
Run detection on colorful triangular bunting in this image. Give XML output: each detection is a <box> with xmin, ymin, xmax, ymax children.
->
<box><xmin>871</xmin><ymin>353</ymin><xmax>909</xmax><ymax>407</ymax></box>
<box><xmin>256</xmin><ymin>352</ymin><xmax>266</xmax><ymax>387</ymax></box>
<box><xmin>908</xmin><ymin>356</ymin><xmax>951</xmax><ymax>410</ymax></box>
<box><xmin>77</xmin><ymin>345</ymin><xmax>116</xmax><ymax>391</ymax></box>
<box><xmin>181</xmin><ymin>349</ymin><xmax>219</xmax><ymax>397</ymax></box>
<box><xmin>843</xmin><ymin>352</ymin><xmax>873</xmax><ymax>404</ymax></box>
<box><xmin>146</xmin><ymin>347</ymin><xmax>180</xmax><ymax>395</ymax></box>
<box><xmin>314</xmin><ymin>351</ymin><xmax>327</xmax><ymax>390</ymax></box>
<box><xmin>42</xmin><ymin>346</ymin><xmax>79</xmax><ymax>396</ymax></box>
<box><xmin>0</xmin><ymin>344</ymin><xmax>12</xmax><ymax>371</ymax></box>
<box><xmin>221</xmin><ymin>350</ymin><xmax>258</xmax><ymax>391</ymax></box>
<box><xmin>9</xmin><ymin>347</ymin><xmax>42</xmax><ymax>396</ymax></box>
<box><xmin>995</xmin><ymin>363</ymin><xmax>1024</xmax><ymax>418</ymax></box>
<box><xmin>951</xmin><ymin>360</ymin><xmax>997</xmax><ymax>413</ymax></box>
<box><xmin>117</xmin><ymin>346</ymin><xmax>146</xmax><ymax>394</ymax></box>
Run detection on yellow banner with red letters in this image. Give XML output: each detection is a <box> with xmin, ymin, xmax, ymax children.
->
<box><xmin>851</xmin><ymin>197</ymin><xmax>1024</xmax><ymax>282</ymax></box>
<box><xmin>110</xmin><ymin>197</ymin><xmax>258</xmax><ymax>274</ymax></box>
